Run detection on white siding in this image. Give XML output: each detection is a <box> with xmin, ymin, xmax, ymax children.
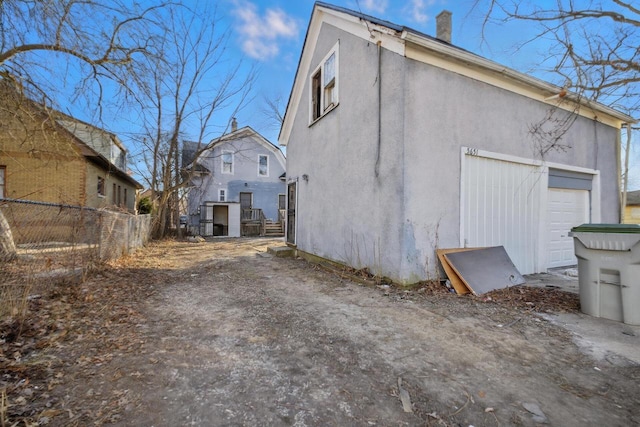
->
<box><xmin>463</xmin><ymin>155</ymin><xmax>543</xmax><ymax>274</ymax></box>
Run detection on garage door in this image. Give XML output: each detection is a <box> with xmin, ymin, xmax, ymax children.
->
<box><xmin>546</xmin><ymin>188</ymin><xmax>589</xmax><ymax>268</ymax></box>
<box><xmin>463</xmin><ymin>155</ymin><xmax>542</xmax><ymax>275</ymax></box>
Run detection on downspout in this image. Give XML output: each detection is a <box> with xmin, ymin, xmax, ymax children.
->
<box><xmin>621</xmin><ymin>123</ymin><xmax>631</xmax><ymax>223</ymax></box>
<box><xmin>374</xmin><ymin>39</ymin><xmax>382</xmax><ymax>179</ymax></box>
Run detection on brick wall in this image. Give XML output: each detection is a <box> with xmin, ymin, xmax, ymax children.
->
<box><xmin>0</xmin><ymin>87</ymin><xmax>87</xmax><ymax>205</ymax></box>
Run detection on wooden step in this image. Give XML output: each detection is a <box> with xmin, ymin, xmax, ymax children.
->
<box><xmin>264</xmin><ymin>221</ymin><xmax>284</xmax><ymax>236</ymax></box>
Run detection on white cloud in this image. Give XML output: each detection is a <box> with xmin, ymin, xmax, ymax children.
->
<box><xmin>359</xmin><ymin>0</ymin><xmax>388</xmax><ymax>14</ymax></box>
<box><xmin>234</xmin><ymin>2</ymin><xmax>299</xmax><ymax>61</ymax></box>
<box><xmin>410</xmin><ymin>0</ymin><xmax>430</xmax><ymax>24</ymax></box>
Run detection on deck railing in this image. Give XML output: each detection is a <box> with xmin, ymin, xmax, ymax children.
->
<box><xmin>241</xmin><ymin>208</ymin><xmax>264</xmax><ymax>222</ymax></box>
<box><xmin>241</xmin><ymin>208</ymin><xmax>265</xmax><ymax>236</ymax></box>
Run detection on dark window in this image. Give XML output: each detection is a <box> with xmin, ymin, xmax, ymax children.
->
<box><xmin>312</xmin><ymin>70</ymin><xmax>322</xmax><ymax>120</ymax></box>
<box><xmin>112</xmin><ymin>183</ymin><xmax>117</xmax><ymax>204</ymax></box>
<box><xmin>310</xmin><ymin>43</ymin><xmax>339</xmax><ymax>122</ymax></box>
<box><xmin>97</xmin><ymin>176</ymin><xmax>105</xmax><ymax>197</ymax></box>
<box><xmin>258</xmin><ymin>155</ymin><xmax>268</xmax><ymax>176</ymax></box>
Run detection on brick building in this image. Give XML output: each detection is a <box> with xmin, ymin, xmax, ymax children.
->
<box><xmin>0</xmin><ymin>80</ymin><xmax>141</xmax><ymax>212</ymax></box>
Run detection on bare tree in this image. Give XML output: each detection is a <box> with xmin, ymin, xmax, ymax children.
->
<box><xmin>261</xmin><ymin>94</ymin><xmax>286</xmax><ymax>129</ymax></box>
<box><xmin>131</xmin><ymin>3</ymin><xmax>255</xmax><ymax>238</ymax></box>
<box><xmin>474</xmin><ymin>1</ymin><xmax>639</xmax><ymax>107</ymax></box>
<box><xmin>0</xmin><ymin>0</ymin><xmax>167</xmax><ymax>109</ymax></box>
<box><xmin>0</xmin><ymin>0</ymin><xmax>169</xmax><ymax>258</ymax></box>
<box><xmin>473</xmin><ymin>0</ymin><xmax>639</xmax><ymax>216</ymax></box>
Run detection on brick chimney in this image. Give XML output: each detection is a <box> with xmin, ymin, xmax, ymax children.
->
<box><xmin>436</xmin><ymin>10</ymin><xmax>452</xmax><ymax>43</ymax></box>
<box><xmin>231</xmin><ymin>117</ymin><xmax>238</xmax><ymax>132</ymax></box>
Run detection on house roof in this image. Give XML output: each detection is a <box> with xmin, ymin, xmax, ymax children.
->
<box><xmin>52</xmin><ymin>114</ymin><xmax>143</xmax><ymax>190</ymax></box>
<box><xmin>279</xmin><ymin>1</ymin><xmax>635</xmax><ymax>146</ymax></box>
<box><xmin>190</xmin><ymin>126</ymin><xmax>286</xmax><ymax>171</ymax></box>
<box><xmin>627</xmin><ymin>190</ymin><xmax>640</xmax><ymax>205</ymax></box>
<box><xmin>0</xmin><ymin>79</ymin><xmax>142</xmax><ymax>189</ymax></box>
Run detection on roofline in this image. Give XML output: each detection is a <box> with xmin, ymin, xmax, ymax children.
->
<box><xmin>278</xmin><ymin>2</ymin><xmax>320</xmax><ymax>146</ymax></box>
<box><xmin>0</xmin><ymin>78</ymin><xmax>142</xmax><ymax>189</ymax></box>
<box><xmin>51</xmin><ymin>114</ymin><xmax>142</xmax><ymax>189</ymax></box>
<box><xmin>201</xmin><ymin>125</ymin><xmax>286</xmax><ymax>169</ymax></box>
<box><xmin>84</xmin><ymin>153</ymin><xmax>143</xmax><ymax>189</ymax></box>
<box><xmin>53</xmin><ymin>110</ymin><xmax>128</xmax><ymax>153</ymax></box>
<box><xmin>279</xmin><ymin>2</ymin><xmax>635</xmax><ymax>146</ymax></box>
<box><xmin>401</xmin><ymin>30</ymin><xmax>636</xmax><ymax>124</ymax></box>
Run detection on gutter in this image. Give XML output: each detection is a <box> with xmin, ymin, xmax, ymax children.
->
<box><xmin>401</xmin><ymin>31</ymin><xmax>636</xmax><ymax>125</ymax></box>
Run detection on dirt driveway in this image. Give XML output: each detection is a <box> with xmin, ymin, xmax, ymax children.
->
<box><xmin>2</xmin><ymin>238</ymin><xmax>640</xmax><ymax>426</ymax></box>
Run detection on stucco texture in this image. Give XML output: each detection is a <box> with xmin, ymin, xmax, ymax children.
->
<box><xmin>286</xmin><ymin>22</ymin><xmax>621</xmax><ymax>283</ymax></box>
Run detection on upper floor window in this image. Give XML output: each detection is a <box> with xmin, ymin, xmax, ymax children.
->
<box><xmin>219</xmin><ymin>189</ymin><xmax>226</xmax><ymax>202</ymax></box>
<box><xmin>0</xmin><ymin>166</ymin><xmax>5</xmax><ymax>198</ymax></box>
<box><xmin>97</xmin><ymin>176</ymin><xmax>105</xmax><ymax>197</ymax></box>
<box><xmin>222</xmin><ymin>151</ymin><xmax>234</xmax><ymax>174</ymax></box>
<box><xmin>310</xmin><ymin>42</ymin><xmax>339</xmax><ymax>122</ymax></box>
<box><xmin>258</xmin><ymin>155</ymin><xmax>269</xmax><ymax>177</ymax></box>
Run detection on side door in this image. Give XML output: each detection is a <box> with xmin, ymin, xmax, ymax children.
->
<box><xmin>286</xmin><ymin>183</ymin><xmax>296</xmax><ymax>245</ymax></box>
<box><xmin>240</xmin><ymin>192</ymin><xmax>252</xmax><ymax>221</ymax></box>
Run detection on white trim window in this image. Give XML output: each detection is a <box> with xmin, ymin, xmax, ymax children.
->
<box><xmin>258</xmin><ymin>154</ymin><xmax>269</xmax><ymax>177</ymax></box>
<box><xmin>222</xmin><ymin>151</ymin><xmax>234</xmax><ymax>174</ymax></box>
<box><xmin>310</xmin><ymin>41</ymin><xmax>339</xmax><ymax>122</ymax></box>
<box><xmin>218</xmin><ymin>189</ymin><xmax>226</xmax><ymax>202</ymax></box>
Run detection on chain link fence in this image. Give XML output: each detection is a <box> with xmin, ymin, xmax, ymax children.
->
<box><xmin>0</xmin><ymin>199</ymin><xmax>151</xmax><ymax>320</ymax></box>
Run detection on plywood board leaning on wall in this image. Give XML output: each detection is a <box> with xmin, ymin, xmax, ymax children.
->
<box><xmin>443</xmin><ymin>246</ymin><xmax>525</xmax><ymax>295</ymax></box>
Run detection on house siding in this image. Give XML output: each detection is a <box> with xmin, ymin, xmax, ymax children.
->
<box><xmin>84</xmin><ymin>162</ymin><xmax>138</xmax><ymax>212</ymax></box>
<box><xmin>0</xmin><ymin>84</ymin><xmax>140</xmax><ymax>212</ymax></box>
<box><xmin>285</xmin><ymin>18</ymin><xmax>622</xmax><ymax>283</ymax></box>
<box><xmin>401</xmin><ymin>55</ymin><xmax>620</xmax><ymax>280</ymax></box>
<box><xmin>624</xmin><ymin>205</ymin><xmax>640</xmax><ymax>224</ymax></box>
<box><xmin>287</xmin><ymin>23</ymin><xmax>407</xmax><ymax>276</ymax></box>
<box><xmin>0</xmin><ymin>95</ymin><xmax>87</xmax><ymax>205</ymax></box>
<box><xmin>188</xmin><ymin>131</ymin><xmax>285</xmax><ymax>221</ymax></box>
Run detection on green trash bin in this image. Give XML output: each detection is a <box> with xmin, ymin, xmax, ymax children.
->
<box><xmin>570</xmin><ymin>224</ymin><xmax>640</xmax><ymax>325</ymax></box>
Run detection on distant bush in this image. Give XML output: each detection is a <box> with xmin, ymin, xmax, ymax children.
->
<box><xmin>138</xmin><ymin>197</ymin><xmax>153</xmax><ymax>214</ymax></box>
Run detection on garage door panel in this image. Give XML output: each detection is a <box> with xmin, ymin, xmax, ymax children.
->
<box><xmin>546</xmin><ymin>188</ymin><xmax>589</xmax><ymax>268</ymax></box>
<box><xmin>463</xmin><ymin>155</ymin><xmax>542</xmax><ymax>275</ymax></box>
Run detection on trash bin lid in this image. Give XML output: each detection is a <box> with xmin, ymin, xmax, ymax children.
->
<box><xmin>571</xmin><ymin>223</ymin><xmax>640</xmax><ymax>233</ymax></box>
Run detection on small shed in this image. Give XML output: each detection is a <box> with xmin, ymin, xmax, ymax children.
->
<box><xmin>197</xmin><ymin>202</ymin><xmax>241</xmax><ymax>237</ymax></box>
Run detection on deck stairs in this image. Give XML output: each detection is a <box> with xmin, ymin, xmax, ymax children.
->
<box><xmin>264</xmin><ymin>220</ymin><xmax>284</xmax><ymax>237</ymax></box>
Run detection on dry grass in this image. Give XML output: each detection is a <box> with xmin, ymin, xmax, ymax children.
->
<box><xmin>1</xmin><ymin>387</ymin><xmax>6</xmax><ymax>427</ymax></box>
<box><xmin>0</xmin><ymin>280</ymin><xmax>32</xmax><ymax>322</ymax></box>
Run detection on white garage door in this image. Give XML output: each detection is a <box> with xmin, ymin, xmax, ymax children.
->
<box><xmin>463</xmin><ymin>155</ymin><xmax>542</xmax><ymax>275</ymax></box>
<box><xmin>546</xmin><ymin>188</ymin><xmax>589</xmax><ymax>268</ymax></box>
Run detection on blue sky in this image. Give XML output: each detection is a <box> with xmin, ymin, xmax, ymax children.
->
<box><xmin>44</xmin><ymin>0</ymin><xmax>634</xmax><ymax>189</ymax></box>
<box><xmin>213</xmin><ymin>0</ymin><xmax>638</xmax><ymax>190</ymax></box>
<box><xmin>221</xmin><ymin>0</ymin><xmax>552</xmax><ymax>141</ymax></box>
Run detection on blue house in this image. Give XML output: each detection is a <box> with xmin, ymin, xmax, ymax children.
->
<box><xmin>186</xmin><ymin>120</ymin><xmax>286</xmax><ymax>237</ymax></box>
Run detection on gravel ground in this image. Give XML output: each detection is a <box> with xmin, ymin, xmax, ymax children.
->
<box><xmin>2</xmin><ymin>237</ymin><xmax>639</xmax><ymax>426</ymax></box>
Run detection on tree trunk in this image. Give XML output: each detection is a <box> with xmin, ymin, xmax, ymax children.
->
<box><xmin>0</xmin><ymin>210</ymin><xmax>17</xmax><ymax>261</ymax></box>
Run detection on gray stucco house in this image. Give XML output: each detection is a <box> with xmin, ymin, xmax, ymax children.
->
<box><xmin>279</xmin><ymin>2</ymin><xmax>634</xmax><ymax>283</ymax></box>
<box><xmin>187</xmin><ymin>121</ymin><xmax>286</xmax><ymax>237</ymax></box>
